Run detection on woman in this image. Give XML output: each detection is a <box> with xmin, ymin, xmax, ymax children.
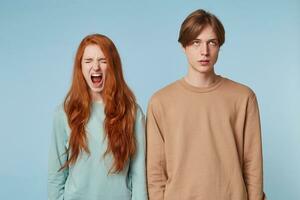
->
<box><xmin>48</xmin><ymin>34</ymin><xmax>148</xmax><ymax>200</ymax></box>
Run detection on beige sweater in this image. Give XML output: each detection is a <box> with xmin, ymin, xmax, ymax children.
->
<box><xmin>146</xmin><ymin>76</ymin><xmax>266</xmax><ymax>200</ymax></box>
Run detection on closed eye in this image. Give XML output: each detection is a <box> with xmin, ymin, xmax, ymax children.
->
<box><xmin>84</xmin><ymin>58</ymin><xmax>93</xmax><ymax>63</ymax></box>
<box><xmin>98</xmin><ymin>58</ymin><xmax>107</xmax><ymax>64</ymax></box>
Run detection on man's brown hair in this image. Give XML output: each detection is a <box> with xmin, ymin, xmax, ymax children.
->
<box><xmin>178</xmin><ymin>9</ymin><xmax>225</xmax><ymax>47</ymax></box>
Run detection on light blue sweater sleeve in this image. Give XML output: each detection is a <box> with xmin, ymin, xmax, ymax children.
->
<box><xmin>48</xmin><ymin>106</ymin><xmax>69</xmax><ymax>200</ymax></box>
<box><xmin>129</xmin><ymin>106</ymin><xmax>148</xmax><ymax>200</ymax></box>
<box><xmin>48</xmin><ymin>104</ymin><xmax>147</xmax><ymax>200</ymax></box>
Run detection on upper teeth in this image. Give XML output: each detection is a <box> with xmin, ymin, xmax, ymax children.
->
<box><xmin>91</xmin><ymin>74</ymin><xmax>102</xmax><ymax>77</ymax></box>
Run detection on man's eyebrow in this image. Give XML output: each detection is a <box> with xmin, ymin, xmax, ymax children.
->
<box><xmin>193</xmin><ymin>38</ymin><xmax>218</xmax><ymax>41</ymax></box>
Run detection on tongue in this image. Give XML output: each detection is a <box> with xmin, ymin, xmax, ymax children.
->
<box><xmin>92</xmin><ymin>77</ymin><xmax>101</xmax><ymax>83</ymax></box>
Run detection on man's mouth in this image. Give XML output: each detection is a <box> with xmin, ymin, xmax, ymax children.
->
<box><xmin>198</xmin><ymin>59</ymin><xmax>210</xmax><ymax>66</ymax></box>
<box><xmin>91</xmin><ymin>73</ymin><xmax>103</xmax><ymax>87</ymax></box>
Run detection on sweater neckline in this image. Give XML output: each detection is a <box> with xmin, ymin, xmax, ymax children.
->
<box><xmin>92</xmin><ymin>101</ymin><xmax>104</xmax><ymax>109</ymax></box>
<box><xmin>179</xmin><ymin>75</ymin><xmax>224</xmax><ymax>93</ymax></box>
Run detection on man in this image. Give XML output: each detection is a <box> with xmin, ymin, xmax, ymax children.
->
<box><xmin>146</xmin><ymin>9</ymin><xmax>266</xmax><ymax>200</ymax></box>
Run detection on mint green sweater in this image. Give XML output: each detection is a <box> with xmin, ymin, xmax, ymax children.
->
<box><xmin>48</xmin><ymin>102</ymin><xmax>148</xmax><ymax>200</ymax></box>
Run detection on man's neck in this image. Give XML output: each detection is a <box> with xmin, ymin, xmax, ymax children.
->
<box><xmin>185</xmin><ymin>69</ymin><xmax>217</xmax><ymax>88</ymax></box>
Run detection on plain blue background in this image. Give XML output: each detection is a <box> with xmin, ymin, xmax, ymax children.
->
<box><xmin>0</xmin><ymin>0</ymin><xmax>299</xmax><ymax>199</ymax></box>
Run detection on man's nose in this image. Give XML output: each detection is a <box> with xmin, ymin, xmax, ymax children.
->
<box><xmin>200</xmin><ymin>43</ymin><xmax>209</xmax><ymax>56</ymax></box>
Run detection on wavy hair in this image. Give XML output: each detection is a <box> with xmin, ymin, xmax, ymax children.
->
<box><xmin>61</xmin><ymin>34</ymin><xmax>137</xmax><ymax>173</ymax></box>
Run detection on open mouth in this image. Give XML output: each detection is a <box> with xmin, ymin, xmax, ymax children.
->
<box><xmin>91</xmin><ymin>73</ymin><xmax>103</xmax><ymax>87</ymax></box>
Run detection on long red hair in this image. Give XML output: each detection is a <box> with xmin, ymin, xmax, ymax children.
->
<box><xmin>62</xmin><ymin>34</ymin><xmax>137</xmax><ymax>173</ymax></box>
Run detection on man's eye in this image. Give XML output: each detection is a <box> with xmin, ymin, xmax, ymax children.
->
<box><xmin>193</xmin><ymin>41</ymin><xmax>200</xmax><ymax>46</ymax></box>
<box><xmin>85</xmin><ymin>61</ymin><xmax>91</xmax><ymax>63</ymax></box>
<box><xmin>208</xmin><ymin>41</ymin><xmax>218</xmax><ymax>46</ymax></box>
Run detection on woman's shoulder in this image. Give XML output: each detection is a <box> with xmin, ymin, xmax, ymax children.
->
<box><xmin>53</xmin><ymin>103</ymin><xmax>68</xmax><ymax>127</ymax></box>
<box><xmin>135</xmin><ymin>104</ymin><xmax>145</xmax><ymax>121</ymax></box>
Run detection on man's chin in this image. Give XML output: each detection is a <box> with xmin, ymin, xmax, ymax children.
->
<box><xmin>192</xmin><ymin>65</ymin><xmax>213</xmax><ymax>73</ymax></box>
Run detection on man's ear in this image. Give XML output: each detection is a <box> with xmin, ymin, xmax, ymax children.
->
<box><xmin>181</xmin><ymin>44</ymin><xmax>186</xmax><ymax>53</ymax></box>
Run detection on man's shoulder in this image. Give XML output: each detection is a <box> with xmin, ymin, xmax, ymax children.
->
<box><xmin>149</xmin><ymin>80</ymin><xmax>181</xmax><ymax>105</ymax></box>
<box><xmin>222</xmin><ymin>77</ymin><xmax>256</xmax><ymax>98</ymax></box>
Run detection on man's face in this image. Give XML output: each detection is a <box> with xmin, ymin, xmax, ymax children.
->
<box><xmin>81</xmin><ymin>44</ymin><xmax>108</xmax><ymax>95</ymax></box>
<box><xmin>183</xmin><ymin>25</ymin><xmax>220</xmax><ymax>74</ymax></box>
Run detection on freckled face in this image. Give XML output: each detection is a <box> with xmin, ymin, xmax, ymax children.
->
<box><xmin>81</xmin><ymin>44</ymin><xmax>107</xmax><ymax>94</ymax></box>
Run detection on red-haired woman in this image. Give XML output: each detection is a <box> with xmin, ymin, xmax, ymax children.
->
<box><xmin>48</xmin><ymin>34</ymin><xmax>148</xmax><ymax>200</ymax></box>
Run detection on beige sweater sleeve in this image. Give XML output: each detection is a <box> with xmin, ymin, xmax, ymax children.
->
<box><xmin>146</xmin><ymin>97</ymin><xmax>167</xmax><ymax>200</ymax></box>
<box><xmin>243</xmin><ymin>94</ymin><xmax>267</xmax><ymax>200</ymax></box>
